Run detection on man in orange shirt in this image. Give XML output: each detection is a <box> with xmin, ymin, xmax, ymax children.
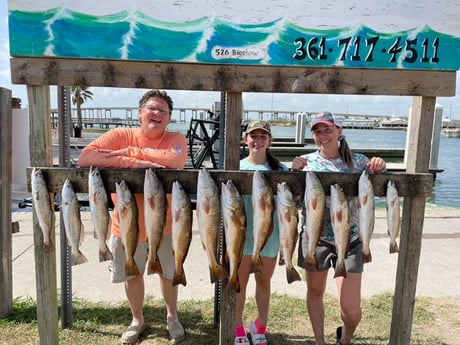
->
<box><xmin>79</xmin><ymin>90</ymin><xmax>188</xmax><ymax>344</ymax></box>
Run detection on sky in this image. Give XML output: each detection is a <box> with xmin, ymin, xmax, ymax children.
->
<box><xmin>1</xmin><ymin>1</ymin><xmax>460</xmax><ymax>119</ymax></box>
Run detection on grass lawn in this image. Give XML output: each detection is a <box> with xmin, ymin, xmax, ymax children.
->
<box><xmin>1</xmin><ymin>293</ymin><xmax>459</xmax><ymax>344</ymax></box>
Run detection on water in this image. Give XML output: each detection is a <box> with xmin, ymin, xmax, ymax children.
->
<box><xmin>274</xmin><ymin>126</ymin><xmax>460</xmax><ymax>209</ymax></box>
<box><xmin>170</xmin><ymin>122</ymin><xmax>459</xmax><ymax>209</ymax></box>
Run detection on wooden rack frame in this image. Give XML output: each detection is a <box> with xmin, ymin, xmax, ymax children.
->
<box><xmin>10</xmin><ymin>55</ymin><xmax>457</xmax><ymax>345</ymax></box>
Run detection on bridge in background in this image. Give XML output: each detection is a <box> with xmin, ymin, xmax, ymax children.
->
<box><xmin>51</xmin><ymin>105</ymin><xmax>408</xmax><ymax>129</ymax></box>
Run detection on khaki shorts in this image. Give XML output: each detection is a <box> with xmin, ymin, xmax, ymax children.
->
<box><xmin>109</xmin><ymin>233</ymin><xmax>174</xmax><ymax>283</ymax></box>
<box><xmin>297</xmin><ymin>230</ymin><xmax>364</xmax><ymax>273</ymax></box>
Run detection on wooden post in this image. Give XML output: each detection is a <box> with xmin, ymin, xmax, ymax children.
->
<box><xmin>28</xmin><ymin>85</ymin><xmax>59</xmax><ymax>345</ymax></box>
<box><xmin>390</xmin><ymin>96</ymin><xmax>435</xmax><ymax>344</ymax></box>
<box><xmin>219</xmin><ymin>91</ymin><xmax>243</xmax><ymax>345</ymax></box>
<box><xmin>0</xmin><ymin>87</ymin><xmax>13</xmax><ymax>318</ymax></box>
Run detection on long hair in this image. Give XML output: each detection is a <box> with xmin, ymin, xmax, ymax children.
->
<box><xmin>266</xmin><ymin>148</ymin><xmax>284</xmax><ymax>171</ymax></box>
<box><xmin>339</xmin><ymin>136</ymin><xmax>354</xmax><ymax>171</ymax></box>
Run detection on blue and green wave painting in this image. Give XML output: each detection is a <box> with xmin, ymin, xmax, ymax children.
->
<box><xmin>8</xmin><ymin>8</ymin><xmax>460</xmax><ymax>70</ymax></box>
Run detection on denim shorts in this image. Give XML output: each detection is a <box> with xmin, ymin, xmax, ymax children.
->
<box><xmin>109</xmin><ymin>233</ymin><xmax>174</xmax><ymax>283</ymax></box>
<box><xmin>297</xmin><ymin>229</ymin><xmax>364</xmax><ymax>273</ymax></box>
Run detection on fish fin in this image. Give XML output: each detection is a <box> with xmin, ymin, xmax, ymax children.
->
<box><xmin>336</xmin><ymin>209</ymin><xmax>343</xmax><ymax>223</ymax></box>
<box><xmin>203</xmin><ymin>198</ymin><xmax>210</xmax><ymax>215</ymax></box>
<box><xmin>283</xmin><ymin>208</ymin><xmax>291</xmax><ymax>223</ymax></box>
<box><xmin>228</xmin><ymin>274</ymin><xmax>241</xmax><ymax>293</ymax></box>
<box><xmin>209</xmin><ymin>264</ymin><xmax>228</xmax><ymax>283</ymax></box>
<box><xmin>286</xmin><ymin>266</ymin><xmax>301</xmax><ymax>284</ymax></box>
<box><xmin>106</xmin><ymin>218</ymin><xmax>112</xmax><ymax>240</ymax></box>
<box><xmin>257</xmin><ymin>196</ymin><xmax>267</xmax><ymax>212</ymax></box>
<box><xmin>334</xmin><ymin>262</ymin><xmax>347</xmax><ymax>278</ymax></box>
<box><xmin>99</xmin><ymin>249</ymin><xmax>113</xmax><ymax>262</ymax></box>
<box><xmin>173</xmin><ymin>267</ymin><xmax>187</xmax><ymax>286</ymax></box>
<box><xmin>147</xmin><ymin>195</ymin><xmax>155</xmax><ymax>210</ymax></box>
<box><xmin>147</xmin><ymin>255</ymin><xmax>163</xmax><ymax>275</ymax></box>
<box><xmin>389</xmin><ymin>241</ymin><xmax>399</xmax><ymax>254</ymax></box>
<box><xmin>362</xmin><ymin>250</ymin><xmax>372</xmax><ymax>263</ymax></box>
<box><xmin>72</xmin><ymin>250</ymin><xmax>88</xmax><ymax>266</ymax></box>
<box><xmin>304</xmin><ymin>254</ymin><xmax>319</xmax><ymax>270</ymax></box>
<box><xmin>174</xmin><ymin>208</ymin><xmax>181</xmax><ymax>223</ymax></box>
<box><xmin>125</xmin><ymin>258</ymin><xmax>141</xmax><ymax>276</ymax></box>
<box><xmin>311</xmin><ymin>197</ymin><xmax>318</xmax><ymax>210</ymax></box>
<box><xmin>90</xmin><ymin>192</ymin><xmax>97</xmax><ymax>205</ymax></box>
<box><xmin>79</xmin><ymin>224</ymin><xmax>85</xmax><ymax>246</ymax></box>
<box><xmin>43</xmin><ymin>240</ymin><xmax>54</xmax><ymax>253</ymax></box>
<box><xmin>251</xmin><ymin>255</ymin><xmax>264</xmax><ymax>275</ymax></box>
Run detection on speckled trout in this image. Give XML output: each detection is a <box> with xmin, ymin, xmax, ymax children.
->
<box><xmin>31</xmin><ymin>167</ymin><xmax>55</xmax><ymax>251</ymax></box>
<box><xmin>221</xmin><ymin>180</ymin><xmax>246</xmax><ymax>293</ymax></box>
<box><xmin>358</xmin><ymin>170</ymin><xmax>375</xmax><ymax>263</ymax></box>
<box><xmin>88</xmin><ymin>167</ymin><xmax>112</xmax><ymax>262</ymax></box>
<box><xmin>386</xmin><ymin>180</ymin><xmax>401</xmax><ymax>254</ymax></box>
<box><xmin>61</xmin><ymin>179</ymin><xmax>88</xmax><ymax>265</ymax></box>
<box><xmin>330</xmin><ymin>184</ymin><xmax>350</xmax><ymax>278</ymax></box>
<box><xmin>276</xmin><ymin>182</ymin><xmax>301</xmax><ymax>284</ymax></box>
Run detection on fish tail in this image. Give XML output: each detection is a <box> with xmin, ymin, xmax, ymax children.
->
<box><xmin>251</xmin><ymin>255</ymin><xmax>264</xmax><ymax>275</ymax></box>
<box><xmin>210</xmin><ymin>264</ymin><xmax>229</xmax><ymax>284</ymax></box>
<box><xmin>43</xmin><ymin>239</ymin><xmax>54</xmax><ymax>253</ymax></box>
<box><xmin>125</xmin><ymin>258</ymin><xmax>141</xmax><ymax>276</ymax></box>
<box><xmin>99</xmin><ymin>248</ymin><xmax>113</xmax><ymax>262</ymax></box>
<box><xmin>286</xmin><ymin>266</ymin><xmax>301</xmax><ymax>284</ymax></box>
<box><xmin>334</xmin><ymin>261</ymin><xmax>347</xmax><ymax>278</ymax></box>
<box><xmin>173</xmin><ymin>267</ymin><xmax>187</xmax><ymax>287</ymax></box>
<box><xmin>362</xmin><ymin>247</ymin><xmax>372</xmax><ymax>263</ymax></box>
<box><xmin>147</xmin><ymin>255</ymin><xmax>163</xmax><ymax>275</ymax></box>
<box><xmin>304</xmin><ymin>253</ymin><xmax>319</xmax><ymax>270</ymax></box>
<box><xmin>389</xmin><ymin>240</ymin><xmax>399</xmax><ymax>254</ymax></box>
<box><xmin>228</xmin><ymin>274</ymin><xmax>241</xmax><ymax>293</ymax></box>
<box><xmin>72</xmin><ymin>250</ymin><xmax>88</xmax><ymax>266</ymax></box>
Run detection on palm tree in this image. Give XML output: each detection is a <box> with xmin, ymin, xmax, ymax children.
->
<box><xmin>70</xmin><ymin>86</ymin><xmax>93</xmax><ymax>128</ymax></box>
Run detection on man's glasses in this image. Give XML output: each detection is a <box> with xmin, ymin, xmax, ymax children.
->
<box><xmin>144</xmin><ymin>106</ymin><xmax>170</xmax><ymax>115</ymax></box>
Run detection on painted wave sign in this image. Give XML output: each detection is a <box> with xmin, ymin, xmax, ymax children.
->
<box><xmin>8</xmin><ymin>9</ymin><xmax>460</xmax><ymax>70</ymax></box>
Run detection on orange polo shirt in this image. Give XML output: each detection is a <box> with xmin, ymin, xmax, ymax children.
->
<box><xmin>79</xmin><ymin>127</ymin><xmax>187</xmax><ymax>241</ymax></box>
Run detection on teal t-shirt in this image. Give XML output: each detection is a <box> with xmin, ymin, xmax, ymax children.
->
<box><xmin>240</xmin><ymin>158</ymin><xmax>289</xmax><ymax>257</ymax></box>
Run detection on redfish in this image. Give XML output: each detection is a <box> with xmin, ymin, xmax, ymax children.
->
<box><xmin>221</xmin><ymin>180</ymin><xmax>246</xmax><ymax>292</ymax></box>
<box><xmin>116</xmin><ymin>180</ymin><xmax>140</xmax><ymax>276</ymax></box>
<box><xmin>61</xmin><ymin>179</ymin><xmax>88</xmax><ymax>265</ymax></box>
<box><xmin>251</xmin><ymin>170</ymin><xmax>274</xmax><ymax>274</ymax></box>
<box><xmin>171</xmin><ymin>181</ymin><xmax>193</xmax><ymax>286</ymax></box>
<box><xmin>196</xmin><ymin>167</ymin><xmax>228</xmax><ymax>283</ymax></box>
<box><xmin>276</xmin><ymin>182</ymin><xmax>301</xmax><ymax>284</ymax></box>
<box><xmin>144</xmin><ymin>168</ymin><xmax>167</xmax><ymax>275</ymax></box>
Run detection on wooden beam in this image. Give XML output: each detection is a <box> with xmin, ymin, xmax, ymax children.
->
<box><xmin>26</xmin><ymin>168</ymin><xmax>433</xmax><ymax>198</ymax></box>
<box><xmin>0</xmin><ymin>87</ymin><xmax>13</xmax><ymax>318</ymax></box>
<box><xmin>10</xmin><ymin>58</ymin><xmax>457</xmax><ymax>97</ymax></box>
<box><xmin>27</xmin><ymin>86</ymin><xmax>59</xmax><ymax>345</ymax></box>
<box><xmin>220</xmin><ymin>92</ymin><xmax>243</xmax><ymax>345</ymax></box>
<box><xmin>390</xmin><ymin>96</ymin><xmax>436</xmax><ymax>344</ymax></box>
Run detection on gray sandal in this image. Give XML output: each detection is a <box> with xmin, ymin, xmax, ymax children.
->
<box><xmin>122</xmin><ymin>324</ymin><xmax>146</xmax><ymax>344</ymax></box>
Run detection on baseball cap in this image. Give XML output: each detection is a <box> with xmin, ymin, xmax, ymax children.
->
<box><xmin>311</xmin><ymin>111</ymin><xmax>342</xmax><ymax>130</ymax></box>
<box><xmin>246</xmin><ymin>120</ymin><xmax>271</xmax><ymax>135</ymax></box>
